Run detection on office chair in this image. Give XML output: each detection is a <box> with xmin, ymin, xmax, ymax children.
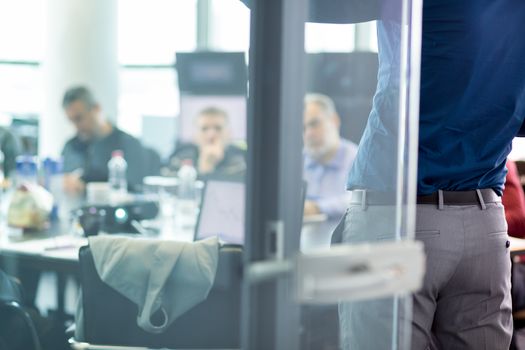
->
<box><xmin>0</xmin><ymin>299</ymin><xmax>42</xmax><ymax>350</ymax></box>
<box><xmin>512</xmin><ymin>258</ymin><xmax>525</xmax><ymax>350</ymax></box>
<box><xmin>143</xmin><ymin>147</ymin><xmax>162</xmax><ymax>176</ymax></box>
<box><xmin>70</xmin><ymin>244</ymin><xmax>242</xmax><ymax>350</ymax></box>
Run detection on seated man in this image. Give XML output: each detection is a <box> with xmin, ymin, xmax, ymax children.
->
<box><xmin>61</xmin><ymin>86</ymin><xmax>149</xmax><ymax>194</ymax></box>
<box><xmin>169</xmin><ymin>107</ymin><xmax>246</xmax><ymax>179</ymax></box>
<box><xmin>303</xmin><ymin>93</ymin><xmax>358</xmax><ymax>219</ymax></box>
<box><xmin>0</xmin><ymin>126</ymin><xmax>19</xmax><ymax>181</ymax></box>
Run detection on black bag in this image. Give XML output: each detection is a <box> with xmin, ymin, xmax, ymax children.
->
<box><xmin>0</xmin><ymin>269</ymin><xmax>69</xmax><ymax>350</ymax></box>
<box><xmin>0</xmin><ymin>269</ymin><xmax>23</xmax><ymax>304</ymax></box>
<box><xmin>514</xmin><ymin>262</ymin><xmax>525</xmax><ymax>311</ymax></box>
<box><xmin>0</xmin><ymin>269</ymin><xmax>37</xmax><ymax>350</ymax></box>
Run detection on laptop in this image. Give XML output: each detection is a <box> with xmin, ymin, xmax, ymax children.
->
<box><xmin>194</xmin><ymin>179</ymin><xmax>246</xmax><ymax>245</ymax></box>
<box><xmin>194</xmin><ymin>179</ymin><xmax>307</xmax><ymax>246</ymax></box>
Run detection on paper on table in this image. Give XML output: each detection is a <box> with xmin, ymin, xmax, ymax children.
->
<box><xmin>509</xmin><ymin>236</ymin><xmax>525</xmax><ymax>253</ymax></box>
<box><xmin>303</xmin><ymin>213</ymin><xmax>328</xmax><ymax>225</ymax></box>
<box><xmin>1</xmin><ymin>235</ymin><xmax>87</xmax><ymax>260</ymax></box>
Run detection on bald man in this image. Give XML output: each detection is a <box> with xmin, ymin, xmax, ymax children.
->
<box><xmin>303</xmin><ymin>93</ymin><xmax>358</xmax><ymax>219</ymax></box>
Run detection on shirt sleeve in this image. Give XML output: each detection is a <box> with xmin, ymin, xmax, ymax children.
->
<box><xmin>502</xmin><ymin>161</ymin><xmax>525</xmax><ymax>238</ymax></box>
<box><xmin>213</xmin><ymin>146</ymin><xmax>247</xmax><ymax>177</ymax></box>
<box><xmin>168</xmin><ymin>143</ymin><xmax>199</xmax><ymax>174</ymax></box>
<box><xmin>518</xmin><ymin>120</ymin><xmax>525</xmax><ymax>137</ymax></box>
<box><xmin>62</xmin><ymin>140</ymin><xmax>86</xmax><ymax>174</ymax></box>
<box><xmin>315</xmin><ymin>192</ymin><xmax>352</xmax><ymax>219</ymax></box>
<box><xmin>122</xmin><ymin>136</ymin><xmax>148</xmax><ymax>191</ymax></box>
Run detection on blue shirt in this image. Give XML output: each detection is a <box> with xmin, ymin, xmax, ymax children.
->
<box><xmin>304</xmin><ymin>139</ymin><xmax>358</xmax><ymax>218</ymax></box>
<box><xmin>347</xmin><ymin>1</ymin><xmax>525</xmax><ymax>195</ymax></box>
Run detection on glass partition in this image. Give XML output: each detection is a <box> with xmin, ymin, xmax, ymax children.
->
<box><xmin>0</xmin><ymin>1</ymin><xmax>421</xmax><ymax>349</ymax></box>
<box><xmin>0</xmin><ymin>1</ymin><xmax>250</xmax><ymax>348</ymax></box>
<box><xmin>296</xmin><ymin>0</ymin><xmax>421</xmax><ymax>349</ymax></box>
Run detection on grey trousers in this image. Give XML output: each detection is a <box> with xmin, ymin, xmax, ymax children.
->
<box><xmin>339</xmin><ymin>201</ymin><xmax>513</xmax><ymax>350</ymax></box>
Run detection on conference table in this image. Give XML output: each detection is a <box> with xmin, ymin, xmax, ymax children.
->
<box><xmin>0</xmin><ymin>217</ymin><xmax>196</xmax><ymax>320</ymax></box>
<box><xmin>0</xmin><ymin>213</ymin><xmax>335</xmax><ymax>272</ymax></box>
<box><xmin>0</xmin><ymin>221</ymin><xmax>83</xmax><ymax>319</ymax></box>
<box><xmin>4</xmin><ymin>212</ymin><xmax>525</xmax><ymax>323</ymax></box>
<box><xmin>511</xmin><ymin>236</ymin><xmax>525</xmax><ymax>258</ymax></box>
<box><xmin>0</xmin><ymin>208</ymin><xmax>337</xmax><ymax>320</ymax></box>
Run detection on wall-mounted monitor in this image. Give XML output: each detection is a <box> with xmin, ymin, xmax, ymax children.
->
<box><xmin>176</xmin><ymin>52</ymin><xmax>247</xmax><ymax>96</ymax></box>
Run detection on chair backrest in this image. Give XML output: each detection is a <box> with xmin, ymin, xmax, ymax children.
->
<box><xmin>0</xmin><ymin>301</ymin><xmax>42</xmax><ymax>350</ymax></box>
<box><xmin>79</xmin><ymin>244</ymin><xmax>242</xmax><ymax>349</ymax></box>
<box><xmin>143</xmin><ymin>147</ymin><xmax>162</xmax><ymax>177</ymax></box>
<box><xmin>0</xmin><ymin>270</ymin><xmax>42</xmax><ymax>350</ymax></box>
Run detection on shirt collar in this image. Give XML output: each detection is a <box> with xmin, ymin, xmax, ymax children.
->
<box><xmin>305</xmin><ymin>143</ymin><xmax>345</xmax><ymax>170</ymax></box>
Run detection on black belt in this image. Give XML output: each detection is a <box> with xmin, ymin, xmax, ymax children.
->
<box><xmin>417</xmin><ymin>189</ymin><xmax>500</xmax><ymax>205</ymax></box>
<box><xmin>349</xmin><ymin>189</ymin><xmax>501</xmax><ymax>206</ymax></box>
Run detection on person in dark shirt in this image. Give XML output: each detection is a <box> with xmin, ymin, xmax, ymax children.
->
<box><xmin>248</xmin><ymin>0</ymin><xmax>525</xmax><ymax>348</ymax></box>
<box><xmin>168</xmin><ymin>107</ymin><xmax>246</xmax><ymax>179</ymax></box>
<box><xmin>61</xmin><ymin>86</ymin><xmax>149</xmax><ymax>194</ymax></box>
<box><xmin>0</xmin><ymin>126</ymin><xmax>19</xmax><ymax>180</ymax></box>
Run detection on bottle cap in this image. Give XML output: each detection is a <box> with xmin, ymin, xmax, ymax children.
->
<box><xmin>181</xmin><ymin>159</ymin><xmax>193</xmax><ymax>166</ymax></box>
<box><xmin>42</xmin><ymin>157</ymin><xmax>63</xmax><ymax>174</ymax></box>
<box><xmin>112</xmin><ymin>150</ymin><xmax>124</xmax><ymax>158</ymax></box>
<box><xmin>16</xmin><ymin>155</ymin><xmax>38</xmax><ymax>175</ymax></box>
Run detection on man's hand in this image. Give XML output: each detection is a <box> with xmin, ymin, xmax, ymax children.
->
<box><xmin>304</xmin><ymin>200</ymin><xmax>321</xmax><ymax>217</ymax></box>
<box><xmin>63</xmin><ymin>173</ymin><xmax>85</xmax><ymax>195</ymax></box>
<box><xmin>198</xmin><ymin>141</ymin><xmax>226</xmax><ymax>174</ymax></box>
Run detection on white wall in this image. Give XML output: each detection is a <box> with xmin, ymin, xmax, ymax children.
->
<box><xmin>40</xmin><ymin>0</ymin><xmax>118</xmax><ymax>157</ymax></box>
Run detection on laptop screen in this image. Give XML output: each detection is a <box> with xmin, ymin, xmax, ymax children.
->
<box><xmin>195</xmin><ymin>180</ymin><xmax>245</xmax><ymax>245</ymax></box>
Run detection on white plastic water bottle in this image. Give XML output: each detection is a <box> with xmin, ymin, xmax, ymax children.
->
<box><xmin>15</xmin><ymin>155</ymin><xmax>38</xmax><ymax>186</ymax></box>
<box><xmin>175</xmin><ymin>159</ymin><xmax>197</xmax><ymax>229</ymax></box>
<box><xmin>108</xmin><ymin>150</ymin><xmax>128</xmax><ymax>201</ymax></box>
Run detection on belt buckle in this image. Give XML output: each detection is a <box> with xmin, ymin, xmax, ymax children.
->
<box><xmin>350</xmin><ymin>189</ymin><xmax>367</xmax><ymax>210</ymax></box>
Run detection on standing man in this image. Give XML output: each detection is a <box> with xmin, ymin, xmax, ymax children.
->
<box><xmin>336</xmin><ymin>1</ymin><xmax>525</xmax><ymax>350</ymax></box>
<box><xmin>242</xmin><ymin>0</ymin><xmax>523</xmax><ymax>347</ymax></box>
<box><xmin>303</xmin><ymin>93</ymin><xmax>357</xmax><ymax>219</ymax></box>
<box><xmin>61</xmin><ymin>86</ymin><xmax>150</xmax><ymax>194</ymax></box>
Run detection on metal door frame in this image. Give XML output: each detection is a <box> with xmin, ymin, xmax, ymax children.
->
<box><xmin>242</xmin><ymin>0</ymin><xmax>423</xmax><ymax>348</ymax></box>
<box><xmin>242</xmin><ymin>0</ymin><xmax>307</xmax><ymax>349</ymax></box>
